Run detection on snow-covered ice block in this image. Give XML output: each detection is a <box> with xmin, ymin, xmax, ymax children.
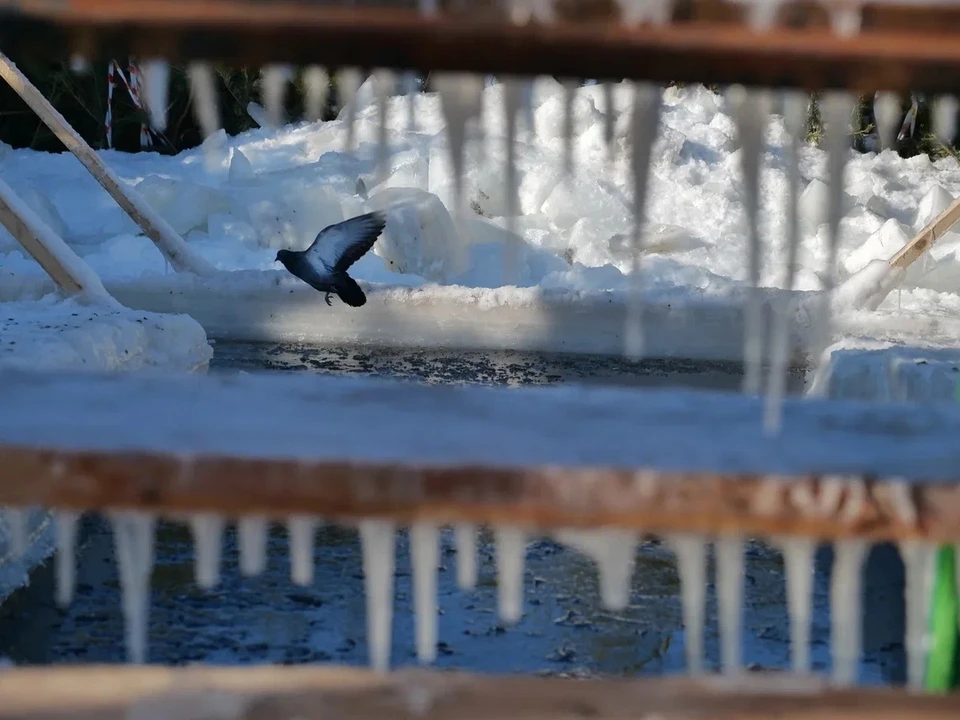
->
<box><xmin>915</xmin><ymin>184</ymin><xmax>954</xmax><ymax>230</ymax></box>
<box><xmin>843</xmin><ymin>218</ymin><xmax>910</xmax><ymax>276</ymax></box>
<box><xmin>798</xmin><ymin>178</ymin><xmax>856</xmax><ymax>234</ymax></box>
<box><xmin>367</xmin><ymin>186</ymin><xmax>468</xmax><ymax>282</ymax></box>
<box><xmin>534</xmin><ymin>91</ymin><xmax>602</xmax><ymax>142</ymax></box>
<box><xmin>231</xmin><ymin>171</ymin><xmax>344</xmax><ymax>251</ymax></box>
<box><xmin>135</xmin><ymin>175</ymin><xmax>232</xmax><ymax>237</ymax></box>
<box><xmin>0</xmin><ymin>185</ymin><xmax>68</xmax><ymax>253</ymax></box>
<box><xmin>541</xmin><ymin>174</ymin><xmax>631</xmax><ymax>232</ymax></box>
<box><xmin>228</xmin><ymin>148</ymin><xmax>256</xmax><ymax>184</ymax></box>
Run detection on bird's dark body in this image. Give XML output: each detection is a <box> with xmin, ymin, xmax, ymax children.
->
<box><xmin>275</xmin><ymin>211</ymin><xmax>387</xmax><ymax>308</ymax></box>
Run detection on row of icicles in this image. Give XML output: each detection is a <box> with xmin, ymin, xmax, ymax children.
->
<box><xmin>64</xmin><ymin>0</ymin><xmax>958</xmax><ymax>436</ymax></box>
<box><xmin>0</xmin><ymin>507</ymin><xmax>947</xmax><ymax>687</ymax></box>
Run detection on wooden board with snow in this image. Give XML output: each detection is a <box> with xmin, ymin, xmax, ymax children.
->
<box><xmin>0</xmin><ymin>368</ymin><xmax>959</xmax><ymax>540</ymax></box>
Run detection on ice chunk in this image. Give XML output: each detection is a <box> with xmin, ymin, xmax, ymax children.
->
<box><xmin>454</xmin><ymin>524</ymin><xmax>477</xmax><ymax>590</ymax></box>
<box><xmin>135</xmin><ymin>176</ymin><xmax>231</xmax><ymax>236</ymax></box>
<box><xmin>798</xmin><ymin>178</ymin><xmax>852</xmax><ymax>235</ymax></box>
<box><xmin>367</xmin><ymin>187</ymin><xmax>468</xmax><ymax>282</ymax></box>
<box><xmin>915</xmin><ymin>185</ymin><xmax>955</xmax><ymax>230</ymax></box>
<box><xmin>111</xmin><ymin>511</ymin><xmax>156</xmax><ymax>664</ymax></box>
<box><xmin>494</xmin><ymin>526</ymin><xmax>525</xmax><ymax>623</ymax></box>
<box><xmin>189</xmin><ymin>513</ymin><xmax>224</xmax><ymax>590</ymax></box>
<box><xmin>228</xmin><ymin>149</ymin><xmax>256</xmax><ymax>185</ymax></box>
<box><xmin>842</xmin><ymin>218</ymin><xmax>910</xmax><ymax>276</ymax></box>
<box><xmin>55</xmin><ymin>510</ymin><xmax>79</xmax><ymax>608</ymax></box>
<box><xmin>238</xmin><ymin>516</ymin><xmax>268</xmax><ymax>577</ymax></box>
<box><xmin>359</xmin><ymin>520</ymin><xmax>396</xmax><ymax>672</ymax></box>
<box><xmin>553</xmin><ymin>529</ymin><xmax>636</xmax><ymax>610</ymax></box>
<box><xmin>410</xmin><ymin>523</ymin><xmax>439</xmax><ymax>663</ymax></box>
<box><xmin>287</xmin><ymin>515</ymin><xmax>316</xmax><ymax>586</ymax></box>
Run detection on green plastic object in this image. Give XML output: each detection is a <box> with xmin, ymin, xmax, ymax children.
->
<box><xmin>925</xmin><ymin>545</ymin><xmax>959</xmax><ymax>691</ymax></box>
<box><xmin>925</xmin><ymin>373</ymin><xmax>960</xmax><ymax>691</ymax></box>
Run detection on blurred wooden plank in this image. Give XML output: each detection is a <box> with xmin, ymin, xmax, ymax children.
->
<box><xmin>1</xmin><ymin>665</ymin><xmax>960</xmax><ymax>720</ymax></box>
<box><xmin>0</xmin><ymin>369</ymin><xmax>958</xmax><ymax>539</ymax></box>
<box><xmin>0</xmin><ymin>1</ymin><xmax>959</xmax><ymax>91</ymax></box>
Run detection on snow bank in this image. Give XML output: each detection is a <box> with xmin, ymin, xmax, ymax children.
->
<box><xmin>0</xmin><ymin>80</ymin><xmax>956</xmax><ymax>346</ymax></box>
<box><xmin>0</xmin><ymin>295</ymin><xmax>211</xmax><ymax>606</ymax></box>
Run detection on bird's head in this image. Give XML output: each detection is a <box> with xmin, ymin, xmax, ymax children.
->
<box><xmin>275</xmin><ymin>249</ymin><xmax>293</xmax><ymax>267</ymax></box>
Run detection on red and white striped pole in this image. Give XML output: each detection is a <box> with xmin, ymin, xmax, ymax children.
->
<box><xmin>105</xmin><ymin>58</ymin><xmax>155</xmax><ymax>150</ymax></box>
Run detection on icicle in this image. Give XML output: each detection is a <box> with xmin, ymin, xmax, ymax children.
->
<box><xmin>830</xmin><ymin>539</ymin><xmax>868</xmax><ymax>686</ymax></box>
<box><xmin>141</xmin><ymin>59</ymin><xmax>171</xmax><ymax>132</ymax></box>
<box><xmin>338</xmin><ymin>68</ymin><xmax>365</xmax><ymax>151</ymax></box>
<box><xmin>454</xmin><ymin>524</ymin><xmax>477</xmax><ymax>590</ymax></box>
<box><xmin>553</xmin><ymin>529</ymin><xmax>637</xmax><ymax>611</ymax></box>
<box><xmin>826</xmin><ymin>0</ymin><xmax>862</xmax><ymax>37</ymax></box>
<box><xmin>111</xmin><ymin>511</ymin><xmax>156</xmax><ymax>664</ymax></box>
<box><xmin>261</xmin><ymin>64</ymin><xmax>293</xmax><ymax>129</ymax></box>
<box><xmin>508</xmin><ymin>0</ymin><xmax>555</xmax><ymax>24</ymax></box>
<box><xmin>873</xmin><ymin>92</ymin><xmax>901</xmax><ymax>150</ymax></box>
<box><xmin>779</xmin><ymin>536</ymin><xmax>816</xmax><ymax>673</ymax></box>
<box><xmin>715</xmin><ymin>536</ymin><xmax>745</xmax><ymax>674</ymax></box>
<box><xmin>186</xmin><ymin>63</ymin><xmax>220</xmax><ymax>141</ymax></box>
<box><xmin>728</xmin><ymin>85</ymin><xmax>770</xmax><ymax>396</ymax></box>
<box><xmin>374</xmin><ymin>69</ymin><xmax>396</xmax><ymax>184</ymax></box>
<box><xmin>238</xmin><ymin>516</ymin><xmax>268</xmax><ymax>577</ymax></box>
<box><xmin>745</xmin><ymin>0</ymin><xmax>780</xmax><ymax>30</ymax></box>
<box><xmin>602</xmin><ymin>82</ymin><xmax>616</xmax><ymax>166</ymax></box>
<box><xmin>4</xmin><ymin>508</ymin><xmax>28</xmax><ymax>560</ymax></box>
<box><xmin>764</xmin><ymin>91</ymin><xmax>806</xmax><ymax>435</ymax></box>
<box><xmin>189</xmin><ymin>513</ymin><xmax>224</xmax><ymax>590</ymax></box>
<box><xmin>900</xmin><ymin>540</ymin><xmax>936</xmax><ymax>691</ymax></box>
<box><xmin>410</xmin><ymin>523</ymin><xmax>439</xmax><ymax>664</ymax></box>
<box><xmin>502</xmin><ymin>78</ymin><xmax>524</xmax><ymax>286</ymax></box>
<box><xmin>55</xmin><ymin>510</ymin><xmax>79</xmax><ymax>608</ymax></box>
<box><xmin>303</xmin><ymin>66</ymin><xmax>331</xmax><ymax>122</ymax></box>
<box><xmin>561</xmin><ymin>78</ymin><xmax>579</xmax><ymax>176</ymax></box>
<box><xmin>810</xmin><ymin>92</ymin><xmax>855</xmax><ymax>391</ymax></box>
<box><xmin>402</xmin><ymin>73</ymin><xmax>420</xmax><ymax>132</ymax></box>
<box><xmin>933</xmin><ymin>96</ymin><xmax>959</xmax><ymax>146</ymax></box>
<box><xmin>617</xmin><ymin>0</ymin><xmax>673</xmax><ymax>25</ymax></box>
<box><xmin>494</xmin><ymin>526</ymin><xmax>525</xmax><ymax>623</ymax></box>
<box><xmin>435</xmin><ymin>73</ymin><xmax>484</xmax><ymax>219</ymax></box>
<box><xmin>69</xmin><ymin>55</ymin><xmax>90</xmax><ymax>74</ymax></box>
<box><xmin>668</xmin><ymin>534</ymin><xmax>706</xmax><ymax>674</ymax></box>
<box><xmin>624</xmin><ymin>82</ymin><xmax>663</xmax><ymax>359</ymax></box>
<box><xmin>359</xmin><ymin>520</ymin><xmax>396</xmax><ymax>672</ymax></box>
<box><xmin>287</xmin><ymin>515</ymin><xmax>316</xmax><ymax>586</ymax></box>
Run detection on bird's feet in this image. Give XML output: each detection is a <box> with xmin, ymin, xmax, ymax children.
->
<box><xmin>324</xmin><ymin>293</ymin><xmax>333</xmax><ymax>306</ymax></box>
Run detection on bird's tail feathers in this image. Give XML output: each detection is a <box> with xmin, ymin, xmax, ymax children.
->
<box><xmin>333</xmin><ymin>273</ymin><xmax>367</xmax><ymax>307</ymax></box>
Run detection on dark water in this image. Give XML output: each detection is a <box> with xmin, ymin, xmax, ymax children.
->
<box><xmin>0</xmin><ymin>342</ymin><xmax>908</xmax><ymax>684</ymax></box>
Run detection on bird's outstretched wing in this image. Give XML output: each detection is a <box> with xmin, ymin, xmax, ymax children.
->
<box><xmin>305</xmin><ymin>211</ymin><xmax>387</xmax><ymax>274</ymax></box>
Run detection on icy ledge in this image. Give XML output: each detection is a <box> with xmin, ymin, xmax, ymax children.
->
<box><xmin>0</xmin><ymin>297</ymin><xmax>212</xmax><ymax>605</ymax></box>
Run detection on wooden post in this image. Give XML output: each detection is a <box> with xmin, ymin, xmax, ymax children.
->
<box><xmin>0</xmin><ymin>52</ymin><xmax>216</xmax><ymax>278</ymax></box>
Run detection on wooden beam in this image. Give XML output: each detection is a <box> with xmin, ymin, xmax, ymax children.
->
<box><xmin>890</xmin><ymin>194</ymin><xmax>960</xmax><ymax>271</ymax></box>
<box><xmin>0</xmin><ymin>665</ymin><xmax>959</xmax><ymax>720</ymax></box>
<box><xmin>2</xmin><ymin>2</ymin><xmax>960</xmax><ymax>91</ymax></box>
<box><xmin>0</xmin><ymin>368</ymin><xmax>959</xmax><ymax>540</ymax></box>
<box><xmin>0</xmin><ymin>53</ymin><xmax>215</xmax><ymax>277</ymax></box>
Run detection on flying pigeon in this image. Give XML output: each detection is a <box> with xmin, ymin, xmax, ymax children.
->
<box><xmin>275</xmin><ymin>211</ymin><xmax>387</xmax><ymax>307</ymax></box>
